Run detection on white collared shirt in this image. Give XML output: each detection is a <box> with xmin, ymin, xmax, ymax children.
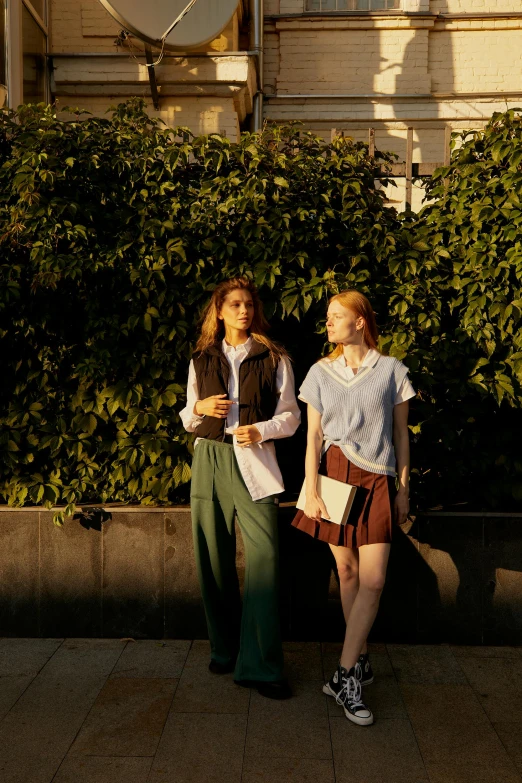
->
<box><xmin>180</xmin><ymin>338</ymin><xmax>301</xmax><ymax>501</ymax></box>
<box><xmin>329</xmin><ymin>349</ymin><xmax>415</xmax><ymax>404</ymax></box>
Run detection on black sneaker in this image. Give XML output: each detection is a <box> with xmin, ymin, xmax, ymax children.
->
<box><xmin>358</xmin><ymin>652</ymin><xmax>374</xmax><ymax>686</ymax></box>
<box><xmin>323</xmin><ymin>664</ymin><xmax>373</xmax><ymax>726</ymax></box>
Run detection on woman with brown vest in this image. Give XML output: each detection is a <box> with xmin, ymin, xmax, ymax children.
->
<box><xmin>180</xmin><ymin>278</ymin><xmax>300</xmax><ymax>700</ymax></box>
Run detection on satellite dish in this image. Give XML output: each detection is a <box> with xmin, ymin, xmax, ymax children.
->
<box><xmin>98</xmin><ymin>0</ymin><xmax>239</xmax><ymax>51</ymax></box>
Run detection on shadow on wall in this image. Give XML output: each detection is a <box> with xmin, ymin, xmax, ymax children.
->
<box><xmin>1</xmin><ymin>507</ymin><xmax>521</xmax><ymax>644</ymax></box>
<box><xmin>283</xmin><ymin>510</ymin><xmax>522</xmax><ymax>647</ymax></box>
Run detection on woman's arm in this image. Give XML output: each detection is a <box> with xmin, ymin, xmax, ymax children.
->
<box><xmin>302</xmin><ymin>404</ymin><xmax>330</xmax><ymax>522</ymax></box>
<box><xmin>392</xmin><ymin>400</ymin><xmax>410</xmax><ymax>524</ymax></box>
<box><xmin>179</xmin><ymin>360</ymin><xmax>234</xmax><ymax>432</ymax></box>
<box><xmin>235</xmin><ymin>357</ymin><xmax>301</xmax><ymax>446</ymax></box>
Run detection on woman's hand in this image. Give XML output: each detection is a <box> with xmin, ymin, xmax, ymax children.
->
<box><xmin>304</xmin><ymin>494</ymin><xmax>330</xmax><ymax>522</ymax></box>
<box><xmin>234</xmin><ymin>425</ymin><xmax>262</xmax><ymax>446</ymax></box>
<box><xmin>394</xmin><ymin>488</ymin><xmax>409</xmax><ymax>525</ymax></box>
<box><xmin>194</xmin><ymin>394</ymin><xmax>234</xmax><ymax>419</ymax></box>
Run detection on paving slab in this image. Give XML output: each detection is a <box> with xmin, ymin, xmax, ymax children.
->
<box><xmin>69</xmin><ymin>678</ymin><xmax>177</xmax><ymax>757</ymax></box>
<box><xmin>242</xmin><ymin>756</ymin><xmax>335</xmax><ymax>783</ymax></box>
<box><xmin>170</xmin><ymin>640</ymin><xmax>250</xmax><ymax>714</ymax></box>
<box><xmin>0</xmin><ymin>754</ymin><xmax>63</xmax><ymax>783</ymax></box>
<box><xmin>450</xmin><ymin>645</ymin><xmax>521</xmax><ymax>659</ymax></box>
<box><xmin>493</xmin><ymin>722</ymin><xmax>522</xmax><ymax>773</ymax></box>
<box><xmin>53</xmin><ymin>756</ymin><xmax>152</xmax><ymax>783</ymax></box>
<box><xmin>330</xmin><ymin>716</ymin><xmax>428</xmax><ymax>783</ymax></box>
<box><xmin>400</xmin><ymin>683</ymin><xmax>491</xmax><ymax>729</ymax></box>
<box><xmin>399</xmin><ymin>684</ymin><xmax>521</xmax><ymax>781</ymax></box>
<box><xmin>387</xmin><ymin>644</ymin><xmax>467</xmax><ymax>684</ymax></box>
<box><xmin>0</xmin><ymin>639</ymin><xmax>125</xmax><ymax>764</ymax></box>
<box><xmin>110</xmin><ymin>639</ymin><xmax>191</xmax><ymax>679</ymax></box>
<box><xmin>424</xmin><ymin>761</ymin><xmax>522</xmax><ymax>783</ymax></box>
<box><xmin>0</xmin><ymin>638</ymin><xmax>63</xmax><ymax>721</ymax></box>
<box><xmin>456</xmin><ymin>656</ymin><xmax>522</xmax><ymax>722</ymax></box>
<box><xmin>283</xmin><ymin>641</ymin><xmax>323</xmax><ymax>681</ymax></box>
<box><xmin>149</xmin><ymin>712</ymin><xmax>247</xmax><ymax>783</ymax></box>
<box><xmin>245</xmin><ymin>680</ymin><xmax>332</xmax><ymax>760</ymax></box>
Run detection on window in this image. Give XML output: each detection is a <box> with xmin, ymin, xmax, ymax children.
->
<box><xmin>22</xmin><ymin>2</ymin><xmax>47</xmax><ymax>103</ymax></box>
<box><xmin>305</xmin><ymin>0</ymin><xmax>401</xmax><ymax>10</ymax></box>
<box><xmin>5</xmin><ymin>1</ymin><xmax>48</xmax><ymax>106</ymax></box>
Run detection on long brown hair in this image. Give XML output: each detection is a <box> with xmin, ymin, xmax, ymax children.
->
<box><xmin>195</xmin><ymin>277</ymin><xmax>286</xmax><ymax>361</ymax></box>
<box><xmin>326</xmin><ymin>289</ymin><xmax>380</xmax><ymax>360</ymax></box>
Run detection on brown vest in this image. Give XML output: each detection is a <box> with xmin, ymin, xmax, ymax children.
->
<box><xmin>192</xmin><ymin>339</ymin><xmax>278</xmax><ymax>441</ymax></box>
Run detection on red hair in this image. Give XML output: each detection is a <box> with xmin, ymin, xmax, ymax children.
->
<box><xmin>327</xmin><ymin>290</ymin><xmax>379</xmax><ymax>359</ymax></box>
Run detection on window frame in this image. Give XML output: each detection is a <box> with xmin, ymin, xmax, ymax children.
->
<box><xmin>1</xmin><ymin>0</ymin><xmax>7</xmax><ymax>103</ymax></box>
<box><xmin>6</xmin><ymin>0</ymin><xmax>48</xmax><ymax>107</ymax></box>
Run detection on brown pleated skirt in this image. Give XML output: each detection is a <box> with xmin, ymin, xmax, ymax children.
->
<box><xmin>291</xmin><ymin>445</ymin><xmax>396</xmax><ymax>548</ymax></box>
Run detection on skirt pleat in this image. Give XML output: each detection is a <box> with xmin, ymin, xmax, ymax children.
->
<box><xmin>291</xmin><ymin>445</ymin><xmax>396</xmax><ymax>549</ymax></box>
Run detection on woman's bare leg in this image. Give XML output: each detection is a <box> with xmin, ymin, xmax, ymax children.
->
<box><xmin>329</xmin><ymin>544</ymin><xmax>368</xmax><ymax>655</ymax></box>
<box><xmin>338</xmin><ymin>543</ymin><xmax>391</xmax><ymax>671</ymax></box>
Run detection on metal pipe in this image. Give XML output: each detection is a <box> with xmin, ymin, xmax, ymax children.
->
<box><xmin>251</xmin><ymin>0</ymin><xmax>264</xmax><ymax>131</ymax></box>
<box><xmin>266</xmin><ymin>94</ymin><xmax>433</xmax><ymax>99</ymax></box>
<box><xmin>48</xmin><ymin>51</ymin><xmax>260</xmax><ymax>58</ymax></box>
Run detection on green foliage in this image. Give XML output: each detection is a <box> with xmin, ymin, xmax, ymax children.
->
<box><xmin>0</xmin><ymin>99</ymin><xmax>521</xmax><ymax>520</ymax></box>
<box><xmin>0</xmin><ymin>99</ymin><xmax>398</xmax><ymax>523</ymax></box>
<box><xmin>384</xmin><ymin>110</ymin><xmax>522</xmax><ymax>509</ymax></box>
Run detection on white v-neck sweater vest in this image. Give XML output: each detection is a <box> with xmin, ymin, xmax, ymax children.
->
<box><xmin>299</xmin><ymin>355</ymin><xmax>409</xmax><ymax>476</ymax></box>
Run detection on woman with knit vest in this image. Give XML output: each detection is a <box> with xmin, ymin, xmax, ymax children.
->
<box><xmin>180</xmin><ymin>278</ymin><xmax>300</xmax><ymax>700</ymax></box>
<box><xmin>292</xmin><ymin>290</ymin><xmax>415</xmax><ymax>725</ymax></box>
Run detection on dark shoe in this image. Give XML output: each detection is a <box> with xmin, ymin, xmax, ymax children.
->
<box><xmin>235</xmin><ymin>678</ymin><xmax>292</xmax><ymax>700</ymax></box>
<box><xmin>358</xmin><ymin>652</ymin><xmax>374</xmax><ymax>686</ymax></box>
<box><xmin>209</xmin><ymin>659</ymin><xmax>235</xmax><ymax>675</ymax></box>
<box><xmin>323</xmin><ymin>664</ymin><xmax>373</xmax><ymax>726</ymax></box>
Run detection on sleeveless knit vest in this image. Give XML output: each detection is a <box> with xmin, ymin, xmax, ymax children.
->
<box><xmin>299</xmin><ymin>355</ymin><xmax>409</xmax><ymax>476</ymax></box>
<box><xmin>192</xmin><ymin>340</ymin><xmax>278</xmax><ymax>441</ymax></box>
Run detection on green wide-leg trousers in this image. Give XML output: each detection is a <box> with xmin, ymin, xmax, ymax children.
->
<box><xmin>190</xmin><ymin>438</ymin><xmax>284</xmax><ymax>682</ymax></box>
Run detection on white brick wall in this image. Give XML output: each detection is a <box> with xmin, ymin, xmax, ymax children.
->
<box><xmin>277</xmin><ymin>28</ymin><xmax>431</xmax><ymax>95</ymax></box>
<box><xmin>280</xmin><ymin>0</ymin><xmax>304</xmax><ymax>11</ymax></box>
<box><xmin>430</xmin><ymin>29</ymin><xmax>522</xmax><ymax>93</ymax></box>
<box><xmin>431</xmin><ymin>0</ymin><xmax>522</xmax><ymax>11</ymax></box>
<box><xmin>57</xmin><ymin>96</ymin><xmax>241</xmax><ymax>140</ymax></box>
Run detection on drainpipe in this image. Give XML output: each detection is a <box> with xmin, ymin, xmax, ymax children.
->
<box><xmin>251</xmin><ymin>0</ymin><xmax>264</xmax><ymax>131</ymax></box>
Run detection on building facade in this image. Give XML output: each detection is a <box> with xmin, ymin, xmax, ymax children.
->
<box><xmin>2</xmin><ymin>1</ymin><xmax>522</xmax><ymax>207</ymax></box>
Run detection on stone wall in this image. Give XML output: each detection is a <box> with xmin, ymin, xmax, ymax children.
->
<box><xmin>1</xmin><ymin>507</ymin><xmax>521</xmax><ymax>644</ymax></box>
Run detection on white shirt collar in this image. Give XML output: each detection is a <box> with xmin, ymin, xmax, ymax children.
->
<box><xmin>222</xmin><ymin>335</ymin><xmax>253</xmax><ymax>355</ymax></box>
<box><xmin>331</xmin><ymin>348</ymin><xmax>380</xmax><ymax>370</ymax></box>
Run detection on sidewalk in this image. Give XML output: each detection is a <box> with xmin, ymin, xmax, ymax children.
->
<box><xmin>0</xmin><ymin>639</ymin><xmax>521</xmax><ymax>783</ymax></box>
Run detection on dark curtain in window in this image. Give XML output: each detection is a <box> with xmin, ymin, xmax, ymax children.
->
<box><xmin>0</xmin><ymin>0</ymin><xmax>6</xmax><ymax>90</ymax></box>
<box><xmin>22</xmin><ymin>5</ymin><xmax>46</xmax><ymax>103</ymax></box>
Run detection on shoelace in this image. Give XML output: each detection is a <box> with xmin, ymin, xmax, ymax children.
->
<box><xmin>335</xmin><ymin>663</ymin><xmax>365</xmax><ymax>710</ymax></box>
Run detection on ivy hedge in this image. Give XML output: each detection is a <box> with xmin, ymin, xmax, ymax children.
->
<box><xmin>0</xmin><ymin>99</ymin><xmax>521</xmax><ymax>522</ymax></box>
